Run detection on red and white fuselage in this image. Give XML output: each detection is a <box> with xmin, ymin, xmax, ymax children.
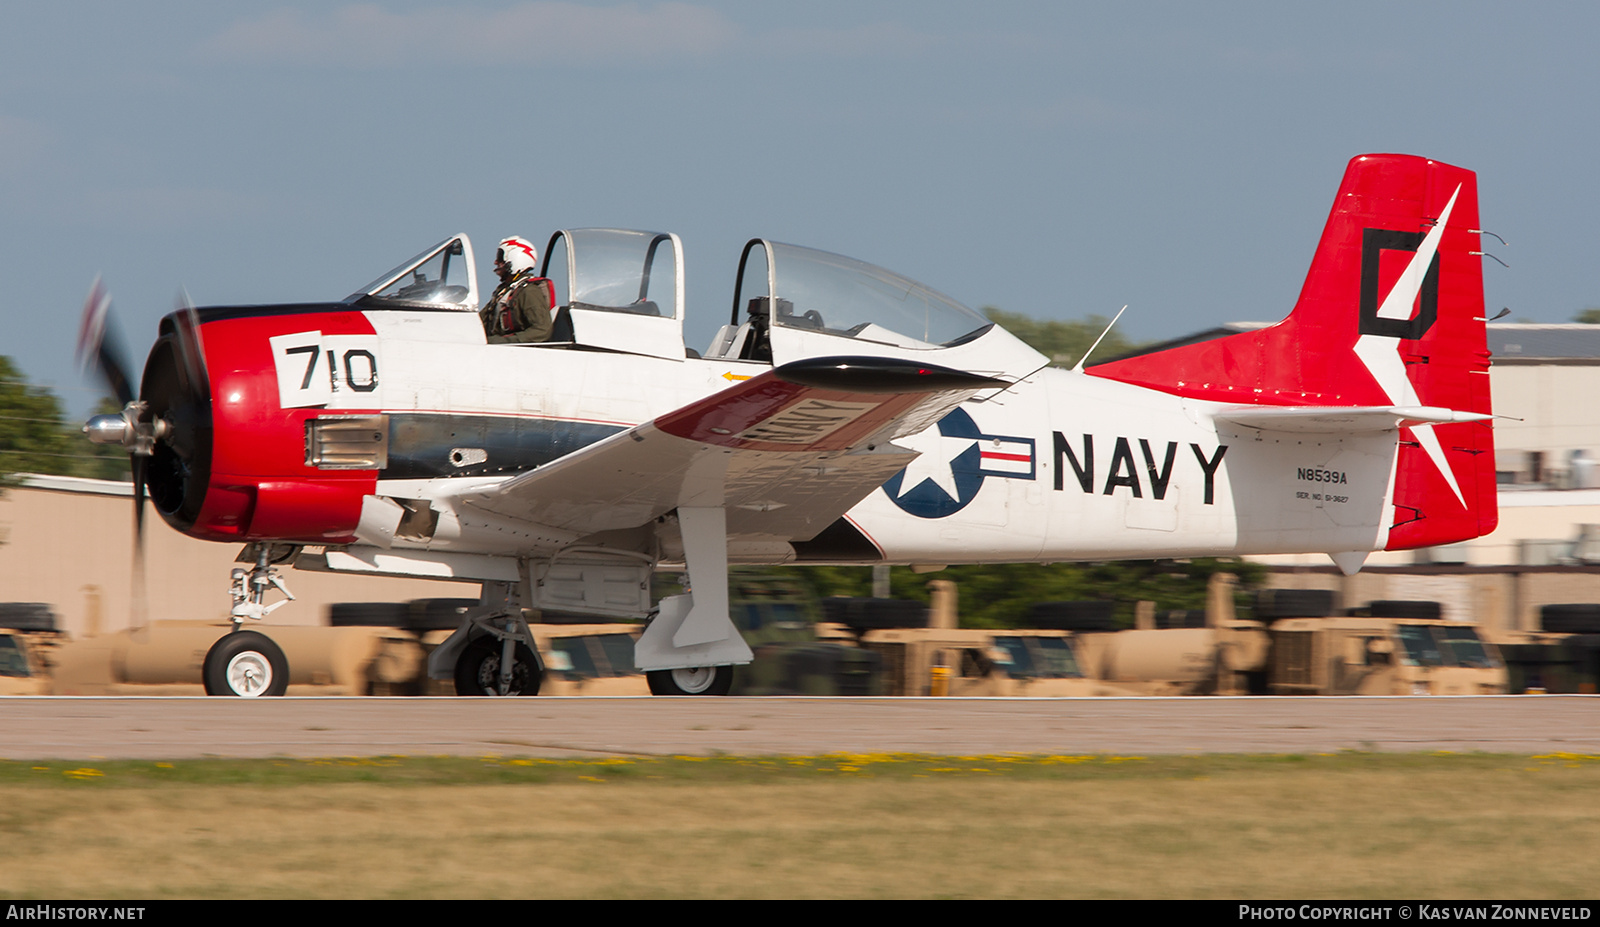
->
<box><xmin>136</xmin><ymin>154</ymin><xmax>1495</xmax><ymax>589</ymax></box>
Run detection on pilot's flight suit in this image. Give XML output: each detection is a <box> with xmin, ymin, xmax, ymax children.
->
<box><xmin>480</xmin><ymin>271</ymin><xmax>553</xmax><ymax>344</ymax></box>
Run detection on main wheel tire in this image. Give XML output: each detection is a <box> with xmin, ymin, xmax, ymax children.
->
<box><xmin>1156</xmin><ymin>608</ymin><xmax>1209</xmax><ymax>629</ymax></box>
<box><xmin>203</xmin><ymin>631</ymin><xmax>289</xmax><ymax>697</ymax></box>
<box><xmin>1254</xmin><ymin>588</ymin><xmax>1336</xmax><ymax>621</ymax></box>
<box><xmin>1026</xmin><ymin>600</ymin><xmax>1117</xmax><ymax>631</ymax></box>
<box><xmin>646</xmin><ymin>665</ymin><xmax>734</xmax><ymax>696</ymax></box>
<box><xmin>1539</xmin><ymin>604</ymin><xmax>1600</xmax><ymax>634</ymax></box>
<box><xmin>1366</xmin><ymin>600</ymin><xmax>1443</xmax><ymax>620</ymax></box>
<box><xmin>328</xmin><ymin>602</ymin><xmax>410</xmax><ymax>627</ymax></box>
<box><xmin>453</xmin><ymin>636</ymin><xmax>542</xmax><ymax>696</ymax></box>
<box><xmin>406</xmin><ymin>598</ymin><xmax>479</xmax><ymax>632</ymax></box>
<box><xmin>819</xmin><ymin>598</ymin><xmax>929</xmax><ymax>634</ymax></box>
<box><xmin>0</xmin><ymin>603</ymin><xmax>57</xmax><ymax>631</ymax></box>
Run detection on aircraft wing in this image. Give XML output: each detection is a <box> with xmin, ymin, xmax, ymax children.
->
<box><xmin>1213</xmin><ymin>405</ymin><xmax>1492</xmax><ymax>434</ymax></box>
<box><xmin>454</xmin><ymin>357</ymin><xmax>1006</xmax><ymax>543</ymax></box>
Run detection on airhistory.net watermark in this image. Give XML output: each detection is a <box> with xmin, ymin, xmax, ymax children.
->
<box><xmin>5</xmin><ymin>907</ymin><xmax>145</xmax><ymax>921</ymax></box>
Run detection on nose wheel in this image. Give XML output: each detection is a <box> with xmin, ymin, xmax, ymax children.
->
<box><xmin>203</xmin><ymin>631</ymin><xmax>289</xmax><ymax>697</ymax></box>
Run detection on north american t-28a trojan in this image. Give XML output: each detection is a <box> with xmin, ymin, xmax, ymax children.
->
<box><xmin>80</xmin><ymin>153</ymin><xmax>1499</xmax><ymax>697</ymax></box>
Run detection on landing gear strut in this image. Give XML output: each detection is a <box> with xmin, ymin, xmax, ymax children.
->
<box><xmin>229</xmin><ymin>543</ymin><xmax>296</xmax><ymax>626</ymax></box>
<box><xmin>203</xmin><ymin>543</ymin><xmax>297</xmax><ymax>697</ymax></box>
<box><xmin>633</xmin><ymin>507</ymin><xmax>752</xmax><ymax>692</ymax></box>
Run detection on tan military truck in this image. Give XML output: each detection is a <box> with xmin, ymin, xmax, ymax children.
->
<box><xmin>536</xmin><ymin>624</ymin><xmax>649</xmax><ymax>695</ymax></box>
<box><xmin>1068</xmin><ymin>580</ymin><xmax>1507</xmax><ymax>696</ymax></box>
<box><xmin>0</xmin><ymin>631</ymin><xmax>65</xmax><ymax>696</ymax></box>
<box><xmin>0</xmin><ymin>632</ymin><xmax>45</xmax><ymax>695</ymax></box>
<box><xmin>1062</xmin><ymin>576</ymin><xmax>1271</xmax><ymax>696</ymax></box>
<box><xmin>1487</xmin><ymin>604</ymin><xmax>1600</xmax><ymax>694</ymax></box>
<box><xmin>0</xmin><ymin>604</ymin><xmax>71</xmax><ymax>695</ymax></box>
<box><xmin>728</xmin><ymin>577</ymin><xmax>883</xmax><ymax>696</ymax></box>
<box><xmin>837</xmin><ymin>582</ymin><xmax>1139</xmax><ymax>696</ymax></box>
<box><xmin>1073</xmin><ymin>622</ymin><xmax>1271</xmax><ymax>696</ymax></box>
<box><xmin>1247</xmin><ymin>591</ymin><xmax>1505</xmax><ymax>695</ymax></box>
<box><xmin>859</xmin><ymin>625</ymin><xmax>1139</xmax><ymax>696</ymax></box>
<box><xmin>1266</xmin><ymin>614</ymin><xmax>1506</xmax><ymax>695</ymax></box>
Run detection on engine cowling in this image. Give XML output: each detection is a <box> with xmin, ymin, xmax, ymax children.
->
<box><xmin>142</xmin><ymin>307</ymin><xmax>377</xmax><ymax>544</ymax></box>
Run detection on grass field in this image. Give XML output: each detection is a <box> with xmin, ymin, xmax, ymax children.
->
<box><xmin>1</xmin><ymin>751</ymin><xmax>1597</xmax><ymax>899</ymax></box>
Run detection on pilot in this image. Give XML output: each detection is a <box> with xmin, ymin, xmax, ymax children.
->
<box><xmin>480</xmin><ymin>236</ymin><xmax>553</xmax><ymax>344</ymax></box>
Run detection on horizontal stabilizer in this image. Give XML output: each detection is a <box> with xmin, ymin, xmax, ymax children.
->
<box><xmin>1214</xmin><ymin>405</ymin><xmax>1492</xmax><ymax>434</ymax></box>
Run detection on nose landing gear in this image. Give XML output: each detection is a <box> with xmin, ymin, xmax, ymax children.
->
<box><xmin>202</xmin><ymin>543</ymin><xmax>298</xmax><ymax>697</ymax></box>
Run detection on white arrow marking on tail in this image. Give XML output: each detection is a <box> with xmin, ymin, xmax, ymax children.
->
<box><xmin>1352</xmin><ymin>183</ymin><xmax>1466</xmax><ymax>507</ymax></box>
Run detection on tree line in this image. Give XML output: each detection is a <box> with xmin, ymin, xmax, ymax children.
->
<box><xmin>0</xmin><ymin>357</ymin><xmax>128</xmax><ymax>488</ymax></box>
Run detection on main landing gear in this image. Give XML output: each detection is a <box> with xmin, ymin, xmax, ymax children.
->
<box><xmin>646</xmin><ymin>666</ymin><xmax>735</xmax><ymax>696</ymax></box>
<box><xmin>425</xmin><ymin>584</ymin><xmax>548</xmax><ymax>697</ymax></box>
<box><xmin>632</xmin><ymin>507</ymin><xmax>752</xmax><ymax>692</ymax></box>
<box><xmin>453</xmin><ymin>633</ymin><xmax>542</xmax><ymax>696</ymax></box>
<box><xmin>203</xmin><ymin>543</ymin><xmax>297</xmax><ymax>697</ymax></box>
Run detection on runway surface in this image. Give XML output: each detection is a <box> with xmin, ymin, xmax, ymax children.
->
<box><xmin>1</xmin><ymin>696</ymin><xmax>1596</xmax><ymax>760</ymax></box>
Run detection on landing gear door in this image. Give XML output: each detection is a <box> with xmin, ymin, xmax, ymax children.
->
<box><xmin>542</xmin><ymin>229</ymin><xmax>686</xmax><ymax>361</ymax></box>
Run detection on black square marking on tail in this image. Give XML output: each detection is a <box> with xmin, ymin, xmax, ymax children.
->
<box><xmin>1358</xmin><ymin>227</ymin><xmax>1438</xmax><ymax>340</ymax></box>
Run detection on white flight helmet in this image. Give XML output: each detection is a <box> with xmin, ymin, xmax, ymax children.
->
<box><xmin>495</xmin><ymin>236</ymin><xmax>539</xmax><ymax>276</ymax></box>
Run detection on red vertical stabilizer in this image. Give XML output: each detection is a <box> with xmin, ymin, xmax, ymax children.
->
<box><xmin>1087</xmin><ymin>154</ymin><xmax>1496</xmax><ymax>548</ymax></box>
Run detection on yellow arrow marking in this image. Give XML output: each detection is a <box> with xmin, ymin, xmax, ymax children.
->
<box><xmin>723</xmin><ymin>372</ymin><xmax>751</xmax><ymax>382</ymax></box>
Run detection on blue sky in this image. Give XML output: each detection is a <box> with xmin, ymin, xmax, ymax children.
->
<box><xmin>4</xmin><ymin>2</ymin><xmax>1595</xmax><ymax>414</ymax></box>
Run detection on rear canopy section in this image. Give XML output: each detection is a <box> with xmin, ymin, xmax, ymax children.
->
<box><xmin>540</xmin><ymin>229</ymin><xmax>687</xmax><ymax>361</ymax></box>
<box><xmin>703</xmin><ymin>239</ymin><xmax>1046</xmax><ymax>381</ymax></box>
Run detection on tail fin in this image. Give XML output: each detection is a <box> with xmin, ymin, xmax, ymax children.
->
<box><xmin>1088</xmin><ymin>154</ymin><xmax>1496</xmax><ymax>549</ymax></box>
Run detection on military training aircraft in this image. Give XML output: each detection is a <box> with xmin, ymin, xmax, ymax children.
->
<box><xmin>78</xmin><ymin>153</ymin><xmax>1498</xmax><ymax>697</ymax></box>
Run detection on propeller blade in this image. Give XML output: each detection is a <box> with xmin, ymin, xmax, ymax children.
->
<box><xmin>77</xmin><ymin>279</ymin><xmax>154</xmax><ymax>634</ymax></box>
<box><xmin>76</xmin><ymin>276</ymin><xmax>136</xmax><ymax>406</ymax></box>
<box><xmin>171</xmin><ymin>288</ymin><xmax>209</xmax><ymax>398</ymax></box>
<box><xmin>130</xmin><ymin>455</ymin><xmax>149</xmax><ymax>634</ymax></box>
